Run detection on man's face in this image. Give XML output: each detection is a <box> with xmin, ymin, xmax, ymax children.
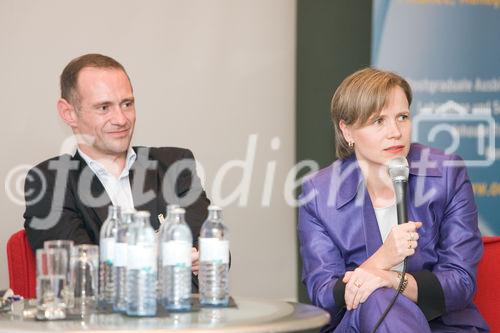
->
<box><xmin>71</xmin><ymin>67</ymin><xmax>135</xmax><ymax>159</ymax></box>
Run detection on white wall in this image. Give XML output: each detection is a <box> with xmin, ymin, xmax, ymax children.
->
<box><xmin>0</xmin><ymin>0</ymin><xmax>297</xmax><ymax>300</ymax></box>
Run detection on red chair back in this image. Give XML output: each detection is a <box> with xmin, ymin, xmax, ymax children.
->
<box><xmin>6</xmin><ymin>230</ymin><xmax>36</xmax><ymax>298</ymax></box>
<box><xmin>474</xmin><ymin>236</ymin><xmax>500</xmax><ymax>332</ymax></box>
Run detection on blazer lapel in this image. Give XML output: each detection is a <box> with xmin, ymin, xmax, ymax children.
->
<box><xmin>91</xmin><ymin>177</ymin><xmax>111</xmax><ymax>225</ymax></box>
<box><xmin>129</xmin><ymin>147</ymin><xmax>164</xmax><ymax>229</ymax></box>
<box><xmin>361</xmin><ymin>186</ymin><xmax>384</xmax><ymax>258</ymax></box>
<box><xmin>73</xmin><ymin>152</ymin><xmax>111</xmax><ymax>226</ymax></box>
<box><xmin>335</xmin><ymin>156</ymin><xmax>383</xmax><ymax>259</ymax></box>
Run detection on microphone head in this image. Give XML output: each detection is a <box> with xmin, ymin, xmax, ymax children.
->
<box><xmin>387</xmin><ymin>156</ymin><xmax>409</xmax><ymax>182</ymax></box>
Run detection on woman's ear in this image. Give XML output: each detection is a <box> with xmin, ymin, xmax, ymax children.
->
<box><xmin>339</xmin><ymin>120</ymin><xmax>353</xmax><ymax>143</ymax></box>
<box><xmin>57</xmin><ymin>98</ymin><xmax>78</xmax><ymax>128</ymax></box>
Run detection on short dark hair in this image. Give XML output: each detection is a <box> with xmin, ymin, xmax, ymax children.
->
<box><xmin>60</xmin><ymin>53</ymin><xmax>130</xmax><ymax>106</ymax></box>
<box><xmin>330</xmin><ymin>67</ymin><xmax>412</xmax><ymax>160</ymax></box>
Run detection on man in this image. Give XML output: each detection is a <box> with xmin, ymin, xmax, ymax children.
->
<box><xmin>23</xmin><ymin>54</ymin><xmax>209</xmax><ymax>277</ymax></box>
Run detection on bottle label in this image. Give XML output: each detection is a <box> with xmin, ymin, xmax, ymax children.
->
<box><xmin>114</xmin><ymin>243</ymin><xmax>127</xmax><ymax>267</ymax></box>
<box><xmin>127</xmin><ymin>244</ymin><xmax>156</xmax><ymax>270</ymax></box>
<box><xmin>161</xmin><ymin>241</ymin><xmax>192</xmax><ymax>267</ymax></box>
<box><xmin>100</xmin><ymin>238</ymin><xmax>115</xmax><ymax>263</ymax></box>
<box><xmin>199</xmin><ymin>238</ymin><xmax>229</xmax><ymax>264</ymax></box>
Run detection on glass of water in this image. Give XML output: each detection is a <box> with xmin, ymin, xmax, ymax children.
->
<box><xmin>71</xmin><ymin>244</ymin><xmax>99</xmax><ymax>317</ymax></box>
<box><xmin>36</xmin><ymin>248</ymin><xmax>68</xmax><ymax>320</ymax></box>
<box><xmin>44</xmin><ymin>240</ymin><xmax>74</xmax><ymax>308</ymax></box>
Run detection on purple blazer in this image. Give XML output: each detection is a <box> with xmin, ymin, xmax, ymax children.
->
<box><xmin>298</xmin><ymin>143</ymin><xmax>489</xmax><ymax>330</ymax></box>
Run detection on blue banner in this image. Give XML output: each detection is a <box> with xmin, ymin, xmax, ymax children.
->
<box><xmin>372</xmin><ymin>0</ymin><xmax>500</xmax><ymax>235</ymax></box>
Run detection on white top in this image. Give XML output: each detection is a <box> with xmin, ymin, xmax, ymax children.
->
<box><xmin>374</xmin><ymin>202</ymin><xmax>404</xmax><ymax>272</ymax></box>
<box><xmin>77</xmin><ymin>148</ymin><xmax>137</xmax><ymax>210</ymax></box>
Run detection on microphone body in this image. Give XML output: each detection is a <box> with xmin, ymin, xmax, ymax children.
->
<box><xmin>387</xmin><ymin>156</ymin><xmax>410</xmax><ymax>225</ymax></box>
<box><xmin>393</xmin><ymin>179</ymin><xmax>408</xmax><ymax>225</ymax></box>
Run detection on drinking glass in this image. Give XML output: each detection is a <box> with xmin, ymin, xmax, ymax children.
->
<box><xmin>70</xmin><ymin>244</ymin><xmax>99</xmax><ymax>317</ymax></box>
<box><xmin>36</xmin><ymin>248</ymin><xmax>68</xmax><ymax>320</ymax></box>
<box><xmin>44</xmin><ymin>240</ymin><xmax>74</xmax><ymax>308</ymax></box>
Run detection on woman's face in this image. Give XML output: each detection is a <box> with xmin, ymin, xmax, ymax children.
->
<box><xmin>340</xmin><ymin>86</ymin><xmax>412</xmax><ymax>169</ymax></box>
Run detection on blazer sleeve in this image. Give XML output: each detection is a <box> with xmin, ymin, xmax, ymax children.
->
<box><xmin>23</xmin><ymin>158</ymin><xmax>93</xmax><ymax>250</ymax></box>
<box><xmin>154</xmin><ymin>147</ymin><xmax>210</xmax><ymax>244</ymax></box>
<box><xmin>430</xmin><ymin>155</ymin><xmax>483</xmax><ymax>313</ymax></box>
<box><xmin>298</xmin><ymin>178</ymin><xmax>346</xmax><ymax>323</ymax></box>
<box><xmin>177</xmin><ymin>148</ymin><xmax>210</xmax><ymax>244</ymax></box>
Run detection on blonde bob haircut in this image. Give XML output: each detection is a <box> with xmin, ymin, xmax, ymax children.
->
<box><xmin>330</xmin><ymin>67</ymin><xmax>412</xmax><ymax>160</ymax></box>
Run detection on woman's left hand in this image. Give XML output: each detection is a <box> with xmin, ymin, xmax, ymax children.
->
<box><xmin>342</xmin><ymin>267</ymin><xmax>393</xmax><ymax>311</ymax></box>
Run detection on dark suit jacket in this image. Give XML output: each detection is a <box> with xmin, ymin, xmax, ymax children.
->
<box><xmin>24</xmin><ymin>146</ymin><xmax>210</xmax><ymax>273</ymax></box>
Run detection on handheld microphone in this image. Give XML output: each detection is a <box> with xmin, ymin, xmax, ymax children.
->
<box><xmin>387</xmin><ymin>157</ymin><xmax>409</xmax><ymax>225</ymax></box>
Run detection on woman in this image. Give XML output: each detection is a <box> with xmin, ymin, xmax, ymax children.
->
<box><xmin>298</xmin><ymin>68</ymin><xmax>489</xmax><ymax>332</ymax></box>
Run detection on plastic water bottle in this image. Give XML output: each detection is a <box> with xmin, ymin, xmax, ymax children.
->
<box><xmin>113</xmin><ymin>209</ymin><xmax>134</xmax><ymax>313</ymax></box>
<box><xmin>199</xmin><ymin>205</ymin><xmax>229</xmax><ymax>306</ymax></box>
<box><xmin>98</xmin><ymin>205</ymin><xmax>121</xmax><ymax>308</ymax></box>
<box><xmin>157</xmin><ymin>204</ymin><xmax>180</xmax><ymax>252</ymax></box>
<box><xmin>160</xmin><ymin>204</ymin><xmax>180</xmax><ymax>233</ymax></box>
<box><xmin>157</xmin><ymin>204</ymin><xmax>179</xmax><ymax>303</ymax></box>
<box><xmin>126</xmin><ymin>211</ymin><xmax>157</xmax><ymax>316</ymax></box>
<box><xmin>159</xmin><ymin>207</ymin><xmax>193</xmax><ymax>311</ymax></box>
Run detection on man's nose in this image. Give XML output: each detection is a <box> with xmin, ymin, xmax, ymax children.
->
<box><xmin>110</xmin><ymin>106</ymin><xmax>127</xmax><ymax>125</ymax></box>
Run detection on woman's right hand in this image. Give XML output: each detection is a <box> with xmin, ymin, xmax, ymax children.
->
<box><xmin>365</xmin><ymin>221</ymin><xmax>422</xmax><ymax>270</ymax></box>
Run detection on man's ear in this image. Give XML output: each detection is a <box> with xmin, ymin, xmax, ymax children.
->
<box><xmin>339</xmin><ymin>120</ymin><xmax>353</xmax><ymax>143</ymax></box>
<box><xmin>57</xmin><ymin>98</ymin><xmax>78</xmax><ymax>128</ymax></box>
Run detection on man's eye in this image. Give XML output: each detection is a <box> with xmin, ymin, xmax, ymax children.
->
<box><xmin>122</xmin><ymin>101</ymin><xmax>134</xmax><ymax>108</ymax></box>
<box><xmin>99</xmin><ymin>105</ymin><xmax>109</xmax><ymax>112</ymax></box>
<box><xmin>373</xmin><ymin>118</ymin><xmax>383</xmax><ymax>125</ymax></box>
<box><xmin>398</xmin><ymin>114</ymin><xmax>409</xmax><ymax>121</ymax></box>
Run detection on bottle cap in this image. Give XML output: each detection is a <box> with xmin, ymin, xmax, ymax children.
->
<box><xmin>173</xmin><ymin>207</ymin><xmax>186</xmax><ymax>214</ymax></box>
<box><xmin>135</xmin><ymin>211</ymin><xmax>151</xmax><ymax>218</ymax></box>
